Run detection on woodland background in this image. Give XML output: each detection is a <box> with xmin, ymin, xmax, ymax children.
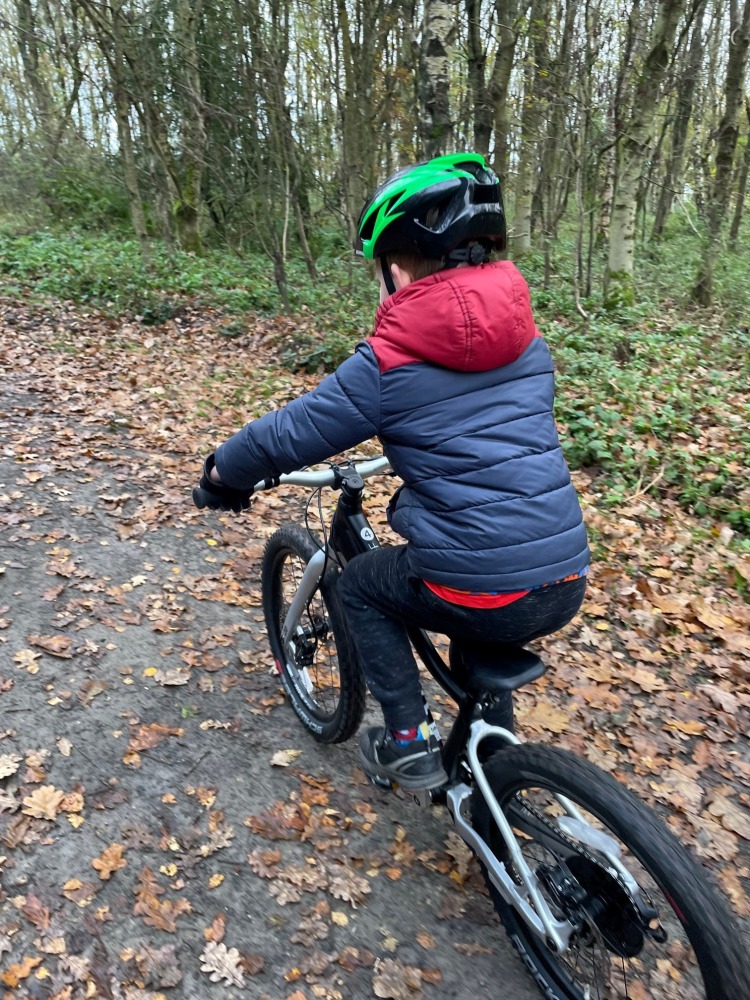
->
<box><xmin>0</xmin><ymin>2</ymin><xmax>749</xmax><ymax>996</ymax></box>
<box><xmin>0</xmin><ymin>0</ymin><xmax>749</xmax><ymax>533</ymax></box>
<box><xmin>0</xmin><ymin>0</ymin><xmax>749</xmax><ymax>306</ymax></box>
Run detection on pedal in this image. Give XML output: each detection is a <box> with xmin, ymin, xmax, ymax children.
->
<box><xmin>407</xmin><ymin>788</ymin><xmax>433</xmax><ymax>808</ymax></box>
<box><xmin>368</xmin><ymin>774</ymin><xmax>393</xmax><ymax>791</ymax></box>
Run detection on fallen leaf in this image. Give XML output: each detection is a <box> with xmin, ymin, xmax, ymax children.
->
<box><xmin>61</xmin><ymin>878</ymin><xmax>99</xmax><ymax>907</ymax></box>
<box><xmin>60</xmin><ymin>790</ymin><xmax>84</xmax><ymax>813</ymax></box>
<box><xmin>154</xmin><ymin>667</ymin><xmax>191</xmax><ymax>686</ymax></box>
<box><xmin>21</xmin><ymin>785</ymin><xmax>64</xmax><ymax>821</ymax></box>
<box><xmin>128</xmin><ymin>722</ymin><xmax>184</xmax><ymax>752</ymax></box>
<box><xmin>1</xmin><ymin>955</ymin><xmax>43</xmax><ymax>988</ymax></box>
<box><xmin>0</xmin><ymin>753</ymin><xmax>21</xmax><ymax>779</ymax></box>
<box><xmin>13</xmin><ymin>648</ymin><xmax>41</xmax><ymax>672</ymax></box>
<box><xmin>199</xmin><ymin>941</ymin><xmax>245</xmax><ymax>988</ymax></box>
<box><xmin>697</xmin><ymin>684</ymin><xmax>740</xmax><ymax>714</ymax></box>
<box><xmin>420</xmin><ymin>968</ymin><xmax>442</xmax><ymax>985</ymax></box>
<box><xmin>239</xmin><ymin>953</ymin><xmax>265</xmax><ymax>975</ymax></box>
<box><xmin>519</xmin><ymin>698</ymin><xmax>570</xmax><ymax>734</ymax></box>
<box><xmin>92</xmin><ymin>843</ymin><xmax>127</xmax><ymax>880</ymax></box>
<box><xmin>706</xmin><ymin>795</ymin><xmax>750</xmax><ymax>840</ymax></box>
<box><xmin>77</xmin><ymin>678</ymin><xmax>107</xmax><ymax>705</ymax></box>
<box><xmin>373</xmin><ymin>957</ymin><xmax>424</xmax><ymax>999</ymax></box>
<box><xmin>20</xmin><ymin>892</ymin><xmax>50</xmax><ymax>930</ymax></box>
<box><xmin>28</xmin><ymin>634</ymin><xmax>74</xmax><ymax>658</ymax></box>
<box><xmin>133</xmin><ymin>867</ymin><xmax>191</xmax><ymax>932</ymax></box>
<box><xmin>664</xmin><ymin>719</ymin><xmax>707</xmax><ymax>736</ymax></box>
<box><xmin>203</xmin><ymin>913</ymin><xmax>226</xmax><ymax>942</ymax></box>
<box><xmin>328</xmin><ymin>868</ymin><xmax>371</xmax><ymax>907</ymax></box>
<box><xmin>270</xmin><ymin>748</ymin><xmax>302</xmax><ymax>767</ymax></box>
<box><xmin>134</xmin><ymin>943</ymin><xmax>182</xmax><ymax>989</ymax></box>
<box><xmin>629</xmin><ymin>668</ymin><xmax>668</xmax><ymax>693</ymax></box>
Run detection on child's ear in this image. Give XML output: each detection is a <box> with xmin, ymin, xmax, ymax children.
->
<box><xmin>390</xmin><ymin>263</ymin><xmax>413</xmax><ymax>291</ymax></box>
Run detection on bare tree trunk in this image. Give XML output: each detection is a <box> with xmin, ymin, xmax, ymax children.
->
<box><xmin>336</xmin><ymin>0</ymin><xmax>380</xmax><ymax>238</ymax></box>
<box><xmin>490</xmin><ymin>0</ymin><xmax>525</xmax><ymax>183</ymax></box>
<box><xmin>538</xmin><ymin>0</ymin><xmax>577</xmax><ymax>273</ymax></box>
<box><xmin>728</xmin><ymin>97</ymin><xmax>750</xmax><ymax>247</ymax></box>
<box><xmin>420</xmin><ymin>0</ymin><xmax>458</xmax><ymax>156</ymax></box>
<box><xmin>466</xmin><ymin>0</ymin><xmax>491</xmax><ymax>155</ymax></box>
<box><xmin>512</xmin><ymin>0</ymin><xmax>550</xmax><ymax>257</ymax></box>
<box><xmin>172</xmin><ymin>0</ymin><xmax>207</xmax><ymax>254</ymax></box>
<box><xmin>14</xmin><ymin>0</ymin><xmax>54</xmax><ymax>139</ymax></box>
<box><xmin>692</xmin><ymin>0</ymin><xmax>750</xmax><ymax>303</ymax></box>
<box><xmin>605</xmin><ymin>0</ymin><xmax>686</xmax><ymax>309</ymax></box>
<box><xmin>111</xmin><ymin>4</ymin><xmax>149</xmax><ymax>261</ymax></box>
<box><xmin>652</xmin><ymin>0</ymin><xmax>706</xmax><ymax>240</ymax></box>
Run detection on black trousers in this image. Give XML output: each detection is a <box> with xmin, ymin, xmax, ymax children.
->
<box><xmin>338</xmin><ymin>544</ymin><xmax>586</xmax><ymax>732</ymax></box>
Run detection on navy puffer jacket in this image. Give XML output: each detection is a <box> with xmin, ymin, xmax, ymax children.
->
<box><xmin>215</xmin><ymin>261</ymin><xmax>589</xmax><ymax>592</ymax></box>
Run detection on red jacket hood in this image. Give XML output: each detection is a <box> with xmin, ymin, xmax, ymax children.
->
<box><xmin>369</xmin><ymin>260</ymin><xmax>539</xmax><ymax>373</ymax></box>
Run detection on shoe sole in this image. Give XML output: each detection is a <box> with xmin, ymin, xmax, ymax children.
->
<box><xmin>358</xmin><ymin>746</ymin><xmax>448</xmax><ymax>791</ymax></box>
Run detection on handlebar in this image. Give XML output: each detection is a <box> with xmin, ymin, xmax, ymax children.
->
<box><xmin>192</xmin><ymin>455</ymin><xmax>391</xmax><ymax>510</ymax></box>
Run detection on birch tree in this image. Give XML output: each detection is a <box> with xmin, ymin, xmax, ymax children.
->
<box><xmin>419</xmin><ymin>0</ymin><xmax>458</xmax><ymax>155</ymax></box>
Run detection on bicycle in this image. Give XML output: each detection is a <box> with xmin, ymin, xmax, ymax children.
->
<box><xmin>194</xmin><ymin>455</ymin><xmax>748</xmax><ymax>1000</ymax></box>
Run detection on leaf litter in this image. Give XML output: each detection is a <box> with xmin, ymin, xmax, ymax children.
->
<box><xmin>0</xmin><ymin>296</ymin><xmax>747</xmax><ymax>997</ymax></box>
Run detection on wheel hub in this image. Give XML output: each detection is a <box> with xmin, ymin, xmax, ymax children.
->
<box><xmin>557</xmin><ymin>855</ymin><xmax>645</xmax><ymax>958</ymax></box>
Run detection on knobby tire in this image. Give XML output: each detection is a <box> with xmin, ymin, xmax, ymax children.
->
<box><xmin>261</xmin><ymin>524</ymin><xmax>366</xmax><ymax>743</ymax></box>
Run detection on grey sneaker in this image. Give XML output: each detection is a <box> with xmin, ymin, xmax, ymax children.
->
<box><xmin>359</xmin><ymin>726</ymin><xmax>448</xmax><ymax>791</ymax></box>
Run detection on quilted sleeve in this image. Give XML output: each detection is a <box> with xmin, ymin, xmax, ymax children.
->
<box><xmin>214</xmin><ymin>343</ymin><xmax>381</xmax><ymax>488</ymax></box>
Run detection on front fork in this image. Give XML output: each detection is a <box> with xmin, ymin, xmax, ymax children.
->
<box><xmin>281</xmin><ymin>466</ymin><xmax>379</xmax><ymax>661</ymax></box>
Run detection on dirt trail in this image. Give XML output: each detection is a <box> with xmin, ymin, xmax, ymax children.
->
<box><xmin>0</xmin><ymin>301</ymin><xmax>541</xmax><ymax>999</ymax></box>
<box><xmin>0</xmin><ymin>298</ymin><xmax>748</xmax><ymax>999</ymax></box>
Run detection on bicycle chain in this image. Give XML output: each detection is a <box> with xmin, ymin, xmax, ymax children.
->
<box><xmin>504</xmin><ymin>791</ymin><xmax>660</xmax><ymax>926</ymax></box>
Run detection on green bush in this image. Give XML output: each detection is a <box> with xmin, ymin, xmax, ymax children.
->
<box><xmin>0</xmin><ymin>143</ymin><xmax>132</xmax><ymax>232</ymax></box>
<box><xmin>548</xmin><ymin>314</ymin><xmax>750</xmax><ymax>531</ymax></box>
<box><xmin>0</xmin><ymin>231</ymin><xmax>279</xmax><ymax>318</ymax></box>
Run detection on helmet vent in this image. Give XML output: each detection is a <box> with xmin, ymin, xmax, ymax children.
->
<box><xmin>472</xmin><ymin>185</ymin><xmax>500</xmax><ymax>205</ymax></box>
<box><xmin>359</xmin><ymin>213</ymin><xmax>376</xmax><ymax>242</ymax></box>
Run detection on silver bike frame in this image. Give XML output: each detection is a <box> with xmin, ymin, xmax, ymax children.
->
<box><xmin>448</xmin><ymin>720</ymin><xmax>643</xmax><ymax>954</ymax></box>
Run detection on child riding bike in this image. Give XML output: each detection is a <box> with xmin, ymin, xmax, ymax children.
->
<box><xmin>195</xmin><ymin>152</ymin><xmax>589</xmax><ymax>793</ymax></box>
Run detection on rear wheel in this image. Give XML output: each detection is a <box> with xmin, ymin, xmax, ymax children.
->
<box><xmin>471</xmin><ymin>745</ymin><xmax>747</xmax><ymax>1000</ymax></box>
<box><xmin>262</xmin><ymin>524</ymin><xmax>365</xmax><ymax>743</ymax></box>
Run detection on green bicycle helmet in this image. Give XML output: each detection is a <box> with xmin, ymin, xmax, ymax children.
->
<box><xmin>357</xmin><ymin>152</ymin><xmax>506</xmax><ymax>262</ymax></box>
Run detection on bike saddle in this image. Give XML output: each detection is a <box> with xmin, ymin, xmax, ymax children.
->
<box><xmin>451</xmin><ymin>642</ymin><xmax>546</xmax><ymax>695</ymax></box>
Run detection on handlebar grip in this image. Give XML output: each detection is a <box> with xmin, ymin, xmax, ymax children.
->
<box><xmin>192</xmin><ymin>487</ymin><xmax>213</xmax><ymax>510</ymax></box>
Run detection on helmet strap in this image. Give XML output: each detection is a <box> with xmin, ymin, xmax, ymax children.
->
<box><xmin>380</xmin><ymin>255</ymin><xmax>398</xmax><ymax>296</ymax></box>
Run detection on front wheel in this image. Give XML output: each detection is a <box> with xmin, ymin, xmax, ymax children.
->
<box><xmin>471</xmin><ymin>744</ymin><xmax>748</xmax><ymax>1000</ymax></box>
<box><xmin>262</xmin><ymin>524</ymin><xmax>366</xmax><ymax>743</ymax></box>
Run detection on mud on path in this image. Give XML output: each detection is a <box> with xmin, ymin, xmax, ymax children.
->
<box><xmin>0</xmin><ymin>298</ymin><xmax>748</xmax><ymax>999</ymax></box>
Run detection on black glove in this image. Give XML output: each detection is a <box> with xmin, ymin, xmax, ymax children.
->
<box><xmin>192</xmin><ymin>453</ymin><xmax>252</xmax><ymax>512</ymax></box>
